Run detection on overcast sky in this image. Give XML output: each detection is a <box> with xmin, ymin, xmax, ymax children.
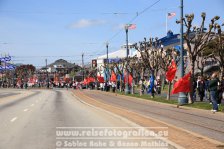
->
<box><xmin>0</xmin><ymin>0</ymin><xmax>223</xmax><ymax>67</ymax></box>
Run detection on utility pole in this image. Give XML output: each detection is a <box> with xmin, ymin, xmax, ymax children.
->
<box><xmin>106</xmin><ymin>42</ymin><xmax>109</xmax><ymax>82</ymax></box>
<box><xmin>45</xmin><ymin>59</ymin><xmax>49</xmax><ymax>88</ymax></box>
<box><xmin>82</xmin><ymin>53</ymin><xmax>84</xmax><ymax>81</ymax></box>
<box><xmin>4</xmin><ymin>54</ymin><xmax>7</xmax><ymax>87</ymax></box>
<box><xmin>178</xmin><ymin>0</ymin><xmax>188</xmax><ymax>104</ymax></box>
<box><xmin>125</xmin><ymin>25</ymin><xmax>130</xmax><ymax>94</ymax></box>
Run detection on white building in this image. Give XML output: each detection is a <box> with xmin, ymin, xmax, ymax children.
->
<box><xmin>95</xmin><ymin>44</ymin><xmax>137</xmax><ymax>76</ymax></box>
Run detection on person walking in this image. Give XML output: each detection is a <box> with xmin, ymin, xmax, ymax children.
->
<box><xmin>209</xmin><ymin>72</ymin><xmax>220</xmax><ymax>112</ymax></box>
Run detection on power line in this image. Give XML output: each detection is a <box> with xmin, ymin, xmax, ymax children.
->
<box><xmin>0</xmin><ymin>10</ymin><xmax>132</xmax><ymax>15</ymax></box>
<box><xmin>108</xmin><ymin>0</ymin><xmax>161</xmax><ymax>42</ymax></box>
<box><xmin>94</xmin><ymin>0</ymin><xmax>162</xmax><ymax>57</ymax></box>
<box><xmin>11</xmin><ymin>54</ymin><xmax>102</xmax><ymax>58</ymax></box>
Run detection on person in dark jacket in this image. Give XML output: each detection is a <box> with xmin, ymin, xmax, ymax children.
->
<box><xmin>204</xmin><ymin>76</ymin><xmax>211</xmax><ymax>102</ymax></box>
<box><xmin>197</xmin><ymin>76</ymin><xmax>205</xmax><ymax>101</ymax></box>
<box><xmin>209</xmin><ymin>72</ymin><xmax>220</xmax><ymax>112</ymax></box>
<box><xmin>193</xmin><ymin>78</ymin><xmax>197</xmax><ymax>101</ymax></box>
<box><xmin>218</xmin><ymin>76</ymin><xmax>224</xmax><ymax>105</ymax></box>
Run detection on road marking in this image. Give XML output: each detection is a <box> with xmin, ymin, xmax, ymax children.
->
<box><xmin>10</xmin><ymin>117</ymin><xmax>17</xmax><ymax>122</ymax></box>
<box><xmin>23</xmin><ymin>108</ymin><xmax>29</xmax><ymax>112</ymax></box>
<box><xmin>31</xmin><ymin>104</ymin><xmax>34</xmax><ymax>106</ymax></box>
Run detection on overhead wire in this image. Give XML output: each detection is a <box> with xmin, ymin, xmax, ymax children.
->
<box><xmin>93</xmin><ymin>0</ymin><xmax>162</xmax><ymax>57</ymax></box>
<box><xmin>4</xmin><ymin>0</ymin><xmax>162</xmax><ymax>65</ymax></box>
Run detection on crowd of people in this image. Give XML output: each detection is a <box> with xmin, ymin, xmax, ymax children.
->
<box><xmin>1</xmin><ymin>72</ymin><xmax>223</xmax><ymax>112</ymax></box>
<box><xmin>193</xmin><ymin>73</ymin><xmax>224</xmax><ymax>112</ymax></box>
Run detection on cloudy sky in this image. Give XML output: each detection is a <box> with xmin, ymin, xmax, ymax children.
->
<box><xmin>0</xmin><ymin>0</ymin><xmax>223</xmax><ymax>67</ymax></box>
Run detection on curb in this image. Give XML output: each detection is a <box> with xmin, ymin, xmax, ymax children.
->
<box><xmin>73</xmin><ymin>90</ymin><xmax>224</xmax><ymax>147</ymax></box>
<box><xmin>72</xmin><ymin>91</ymin><xmax>185</xmax><ymax>149</ymax></box>
<box><xmin>92</xmin><ymin>90</ymin><xmax>224</xmax><ymax>115</ymax></box>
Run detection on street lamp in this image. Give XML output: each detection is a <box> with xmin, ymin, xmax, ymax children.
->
<box><xmin>106</xmin><ymin>42</ymin><xmax>109</xmax><ymax>82</ymax></box>
<box><xmin>82</xmin><ymin>53</ymin><xmax>84</xmax><ymax>81</ymax></box>
<box><xmin>125</xmin><ymin>24</ymin><xmax>130</xmax><ymax>94</ymax></box>
<box><xmin>45</xmin><ymin>59</ymin><xmax>49</xmax><ymax>88</ymax></box>
<box><xmin>178</xmin><ymin>0</ymin><xmax>188</xmax><ymax>104</ymax></box>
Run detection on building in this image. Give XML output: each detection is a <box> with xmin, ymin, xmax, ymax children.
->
<box><xmin>146</xmin><ymin>31</ymin><xmax>218</xmax><ymax>77</ymax></box>
<box><xmin>94</xmin><ymin>44</ymin><xmax>137</xmax><ymax>77</ymax></box>
<box><xmin>39</xmin><ymin>59</ymin><xmax>81</xmax><ymax>83</ymax></box>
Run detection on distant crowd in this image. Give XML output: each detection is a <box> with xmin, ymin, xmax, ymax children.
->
<box><xmin>1</xmin><ymin>72</ymin><xmax>223</xmax><ymax>112</ymax></box>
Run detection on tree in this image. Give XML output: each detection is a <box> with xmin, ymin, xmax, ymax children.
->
<box><xmin>196</xmin><ymin>50</ymin><xmax>211</xmax><ymax>76</ymax></box>
<box><xmin>69</xmin><ymin>70</ymin><xmax>77</xmax><ymax>81</ymax></box>
<box><xmin>158</xmin><ymin>48</ymin><xmax>180</xmax><ymax>100</ymax></box>
<box><xmin>125</xmin><ymin>56</ymin><xmax>140</xmax><ymax>94</ymax></box>
<box><xmin>112</xmin><ymin>59</ymin><xmax>125</xmax><ymax>92</ymax></box>
<box><xmin>210</xmin><ymin>25</ymin><xmax>224</xmax><ymax>78</ymax></box>
<box><xmin>15</xmin><ymin>64</ymin><xmax>36</xmax><ymax>83</ymax></box>
<box><xmin>177</xmin><ymin>12</ymin><xmax>220</xmax><ymax>103</ymax></box>
<box><xmin>134</xmin><ymin>37</ymin><xmax>167</xmax><ymax>97</ymax></box>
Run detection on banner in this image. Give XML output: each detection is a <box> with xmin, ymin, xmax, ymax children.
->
<box><xmin>0</xmin><ymin>56</ymin><xmax>11</xmax><ymax>62</ymax></box>
<box><xmin>172</xmin><ymin>72</ymin><xmax>191</xmax><ymax>94</ymax></box>
<box><xmin>147</xmin><ymin>75</ymin><xmax>154</xmax><ymax>93</ymax></box>
<box><xmin>166</xmin><ymin>60</ymin><xmax>177</xmax><ymax>82</ymax></box>
<box><xmin>124</xmin><ymin>72</ymin><xmax>133</xmax><ymax>85</ymax></box>
<box><xmin>110</xmin><ymin>71</ymin><xmax>117</xmax><ymax>82</ymax></box>
<box><xmin>97</xmin><ymin>76</ymin><xmax>104</xmax><ymax>83</ymax></box>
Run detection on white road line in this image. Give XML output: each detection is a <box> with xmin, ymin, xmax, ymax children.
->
<box><xmin>10</xmin><ymin>117</ymin><xmax>17</xmax><ymax>122</ymax></box>
<box><xmin>31</xmin><ymin>104</ymin><xmax>34</xmax><ymax>106</ymax></box>
<box><xmin>23</xmin><ymin>108</ymin><xmax>29</xmax><ymax>112</ymax></box>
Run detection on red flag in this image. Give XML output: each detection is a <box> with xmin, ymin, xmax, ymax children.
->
<box><xmin>97</xmin><ymin>76</ymin><xmax>104</xmax><ymax>83</ymax></box>
<box><xmin>166</xmin><ymin>60</ymin><xmax>177</xmax><ymax>82</ymax></box>
<box><xmin>171</xmin><ymin>72</ymin><xmax>191</xmax><ymax>94</ymax></box>
<box><xmin>128</xmin><ymin>75</ymin><xmax>133</xmax><ymax>85</ymax></box>
<box><xmin>83</xmin><ymin>79</ymin><xmax>88</xmax><ymax>85</ymax></box>
<box><xmin>87</xmin><ymin>77</ymin><xmax>95</xmax><ymax>83</ymax></box>
<box><xmin>124</xmin><ymin>72</ymin><xmax>133</xmax><ymax>85</ymax></box>
<box><xmin>29</xmin><ymin>77</ymin><xmax>33</xmax><ymax>83</ymax></box>
<box><xmin>110</xmin><ymin>72</ymin><xmax>117</xmax><ymax>82</ymax></box>
<box><xmin>54</xmin><ymin>76</ymin><xmax>59</xmax><ymax>84</ymax></box>
<box><xmin>64</xmin><ymin>78</ymin><xmax>70</xmax><ymax>83</ymax></box>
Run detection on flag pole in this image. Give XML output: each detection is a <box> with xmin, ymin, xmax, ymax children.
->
<box><xmin>166</xmin><ymin>12</ymin><xmax>168</xmax><ymax>34</ymax></box>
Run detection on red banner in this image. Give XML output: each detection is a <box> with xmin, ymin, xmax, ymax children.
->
<box><xmin>172</xmin><ymin>72</ymin><xmax>191</xmax><ymax>94</ymax></box>
<box><xmin>110</xmin><ymin>72</ymin><xmax>117</xmax><ymax>82</ymax></box>
<box><xmin>124</xmin><ymin>72</ymin><xmax>133</xmax><ymax>85</ymax></box>
<box><xmin>166</xmin><ymin>60</ymin><xmax>177</xmax><ymax>82</ymax></box>
<box><xmin>97</xmin><ymin>76</ymin><xmax>104</xmax><ymax>83</ymax></box>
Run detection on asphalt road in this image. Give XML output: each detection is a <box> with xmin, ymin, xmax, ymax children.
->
<box><xmin>81</xmin><ymin>90</ymin><xmax>224</xmax><ymax>143</ymax></box>
<box><xmin>0</xmin><ymin>89</ymin><xmax>20</xmax><ymax>98</ymax></box>
<box><xmin>0</xmin><ymin>89</ymin><xmax>177</xmax><ymax>149</ymax></box>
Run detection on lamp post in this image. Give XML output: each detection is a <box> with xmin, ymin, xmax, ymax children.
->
<box><xmin>178</xmin><ymin>0</ymin><xmax>188</xmax><ymax>104</ymax></box>
<box><xmin>106</xmin><ymin>42</ymin><xmax>109</xmax><ymax>82</ymax></box>
<box><xmin>82</xmin><ymin>53</ymin><xmax>84</xmax><ymax>81</ymax></box>
<box><xmin>4</xmin><ymin>54</ymin><xmax>7</xmax><ymax>87</ymax></box>
<box><xmin>45</xmin><ymin>59</ymin><xmax>49</xmax><ymax>88</ymax></box>
<box><xmin>125</xmin><ymin>25</ymin><xmax>130</xmax><ymax>94</ymax></box>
